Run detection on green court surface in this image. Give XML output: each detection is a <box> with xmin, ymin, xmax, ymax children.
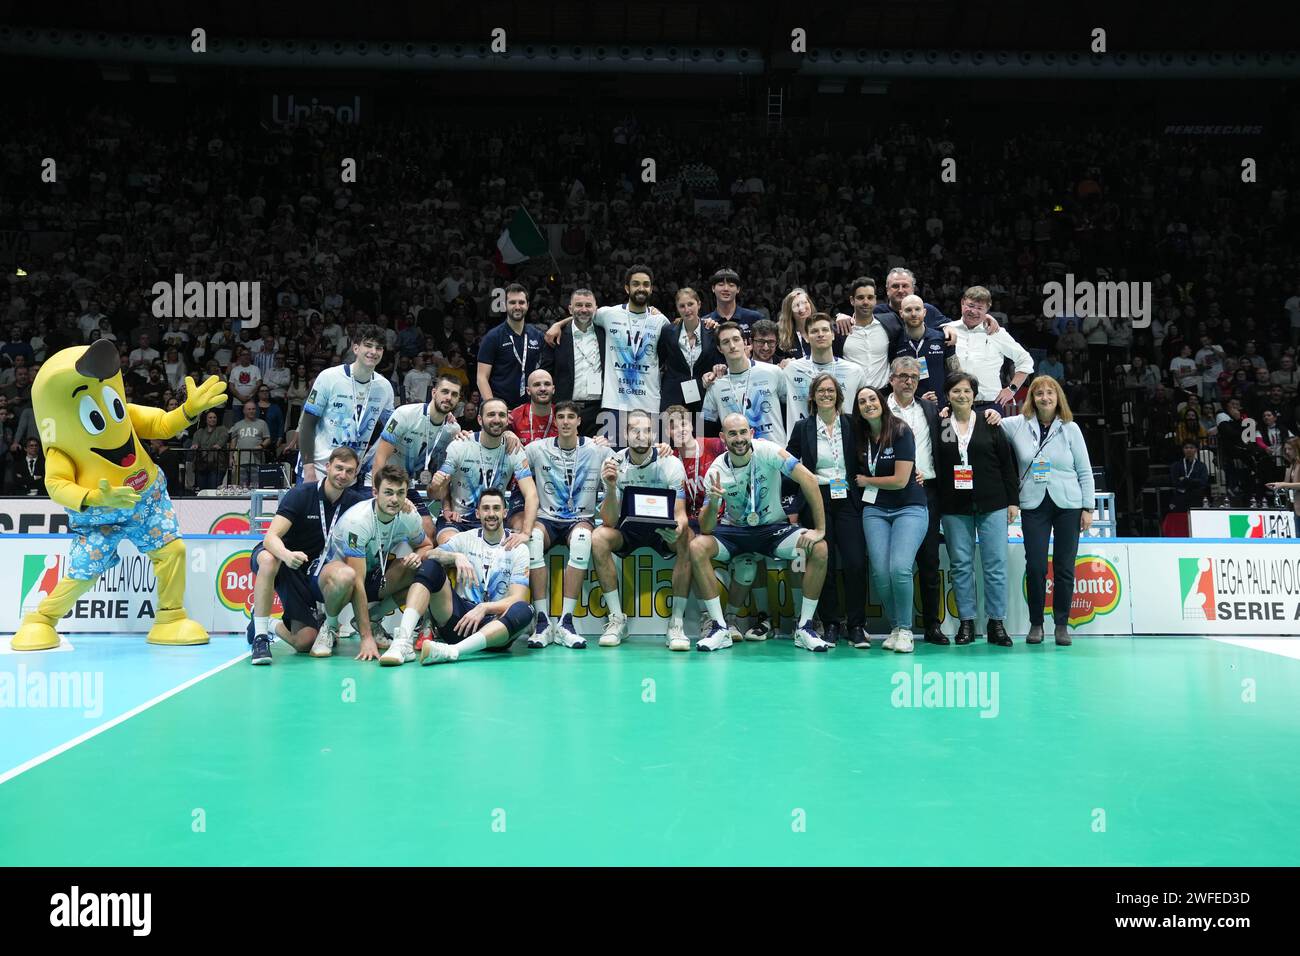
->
<box><xmin>1</xmin><ymin>635</ymin><xmax>1298</xmax><ymax>867</ymax></box>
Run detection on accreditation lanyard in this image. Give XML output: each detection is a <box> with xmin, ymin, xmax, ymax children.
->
<box><xmin>310</xmin><ymin>482</ymin><xmax>340</xmax><ymax>576</ymax></box>
<box><xmin>728</xmin><ymin>453</ymin><xmax>759</xmax><ymax>523</ymax></box>
<box><xmin>529</xmin><ymin>406</ymin><xmax>554</xmax><ymax>442</ymax></box>
<box><xmin>953</xmin><ymin>416</ymin><xmax>975</xmax><ymax>466</ymax></box>
<box><xmin>373</xmin><ymin>502</ymin><xmax>400</xmax><ymax>579</ymax></box>
<box><xmin>508</xmin><ymin>329</ymin><xmax>529</xmax><ymax>396</ymax></box>
<box><xmin>1021</xmin><ymin>420</ymin><xmax>1058</xmax><ymax>484</ymax></box>
<box><xmin>729</xmin><ymin>365</ymin><xmax>754</xmax><ymax>415</ymax></box>
<box><xmin>477</xmin><ymin>436</ymin><xmax>509</xmax><ymax>492</ymax></box>
<box><xmin>680</xmin><ymin>324</ymin><xmax>702</xmax><ymax>368</ymax></box>
<box><xmin>348</xmin><ymin>365</ymin><xmax>373</xmax><ymax>445</ymax></box>
<box><xmin>816</xmin><ymin>416</ymin><xmax>844</xmax><ymax>477</ymax></box>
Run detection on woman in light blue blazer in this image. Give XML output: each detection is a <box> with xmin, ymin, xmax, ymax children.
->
<box><xmin>998</xmin><ymin>376</ymin><xmax>1095</xmax><ymax>646</ymax></box>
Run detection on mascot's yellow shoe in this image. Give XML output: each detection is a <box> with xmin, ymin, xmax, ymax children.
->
<box><xmin>11</xmin><ymin>619</ymin><xmax>61</xmax><ymax>652</ymax></box>
<box><xmin>146</xmin><ymin>608</ymin><xmax>210</xmax><ymax>646</ymax></box>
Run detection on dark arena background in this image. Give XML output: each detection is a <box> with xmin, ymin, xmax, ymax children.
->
<box><xmin>0</xmin><ymin>0</ymin><xmax>1296</xmax><ymax>933</ymax></box>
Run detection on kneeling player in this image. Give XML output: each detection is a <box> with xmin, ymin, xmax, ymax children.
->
<box><xmin>591</xmin><ymin>408</ymin><xmax>693</xmax><ymax>650</ymax></box>
<box><xmin>247</xmin><ymin>446</ymin><xmax>366</xmax><ymax>663</ymax></box>
<box><xmin>381</xmin><ymin>488</ymin><xmax>532</xmax><ymax>665</ymax></box>
<box><xmin>689</xmin><ymin>413</ymin><xmax>830</xmax><ymax>652</ymax></box>
<box><xmin>313</xmin><ymin>463</ymin><xmax>433</xmax><ymax>661</ymax></box>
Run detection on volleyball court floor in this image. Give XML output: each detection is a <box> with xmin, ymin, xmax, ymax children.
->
<box><xmin>1</xmin><ymin>631</ymin><xmax>1297</xmax><ymax>866</ymax></box>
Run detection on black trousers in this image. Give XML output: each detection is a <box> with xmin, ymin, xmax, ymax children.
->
<box><xmin>806</xmin><ymin>488</ymin><xmax>867</xmax><ymax>628</ymax></box>
<box><xmin>1021</xmin><ymin>493</ymin><xmax>1083</xmax><ymax>626</ymax></box>
<box><xmin>917</xmin><ymin>482</ymin><xmax>943</xmax><ymax>629</ymax></box>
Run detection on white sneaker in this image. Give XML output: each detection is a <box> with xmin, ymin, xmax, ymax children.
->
<box><xmin>696</xmin><ymin>621</ymin><xmax>734</xmax><ymax>652</ymax></box>
<box><xmin>894</xmin><ymin>629</ymin><xmax>915</xmax><ymax>653</ymax></box>
<box><xmin>666</xmin><ymin>621</ymin><xmax>690</xmax><ymax>652</ymax></box>
<box><xmin>599</xmin><ymin>613</ymin><xmax>627</xmax><ymax>647</ymax></box>
<box><xmin>794</xmin><ymin>624</ymin><xmax>832</xmax><ymax>652</ymax></box>
<box><xmin>882</xmin><ymin>627</ymin><xmax>900</xmax><ymax>651</ymax></box>
<box><xmin>743</xmin><ymin>612</ymin><xmax>773</xmax><ymax>642</ymax></box>
<box><xmin>380</xmin><ymin>629</ymin><xmax>415</xmax><ymax>666</ymax></box>
<box><xmin>527</xmin><ymin>613</ymin><xmax>553</xmax><ymax>649</ymax></box>
<box><xmin>419</xmin><ymin>640</ymin><xmax>460</xmax><ymax>665</ymax></box>
<box><xmin>310</xmin><ymin>622</ymin><xmax>339</xmax><ymax>658</ymax></box>
<box><xmin>553</xmin><ymin>613</ymin><xmax>587</xmax><ymax>648</ymax></box>
<box><xmin>725</xmin><ymin>613</ymin><xmax>745</xmax><ymax>643</ymax></box>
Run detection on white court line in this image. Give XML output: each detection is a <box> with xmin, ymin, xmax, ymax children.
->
<box><xmin>0</xmin><ymin>649</ymin><xmax>249</xmax><ymax>787</ymax></box>
<box><xmin>1208</xmin><ymin>636</ymin><xmax>1300</xmax><ymax>661</ymax></box>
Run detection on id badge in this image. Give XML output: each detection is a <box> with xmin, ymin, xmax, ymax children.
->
<box><xmin>953</xmin><ymin>464</ymin><xmax>973</xmax><ymax>490</ymax></box>
<box><xmin>919</xmin><ymin>356</ymin><xmax>931</xmax><ymax>383</ymax></box>
<box><xmin>1031</xmin><ymin>458</ymin><xmax>1050</xmax><ymax>484</ymax></box>
<box><xmin>862</xmin><ymin>484</ymin><xmax>879</xmax><ymax>504</ymax></box>
<box><xmin>681</xmin><ymin>379</ymin><xmax>701</xmax><ymax>404</ymax></box>
<box><xmin>829</xmin><ymin>477</ymin><xmax>848</xmax><ymax>500</ymax></box>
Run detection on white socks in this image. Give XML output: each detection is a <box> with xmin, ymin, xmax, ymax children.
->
<box><xmin>400</xmin><ymin>607</ymin><xmax>421</xmax><ymax>637</ymax></box>
<box><xmin>458</xmin><ymin>633</ymin><xmax>488</xmax><ymax>655</ymax></box>
<box><xmin>605</xmin><ymin>590</ymin><xmax>623</xmax><ymax>618</ymax></box>
<box><xmin>533</xmin><ymin>599</ymin><xmax>548</xmax><ymax>619</ymax></box>
<box><xmin>562</xmin><ymin>596</ymin><xmax>577</xmax><ymax>618</ymax></box>
<box><xmin>670</xmin><ymin>596</ymin><xmax>685</xmax><ymax>626</ymax></box>
<box><xmin>254</xmin><ymin>615</ymin><xmax>271</xmax><ymax>638</ymax></box>
<box><xmin>703</xmin><ymin>596</ymin><xmax>726</xmax><ymax>626</ymax></box>
<box><xmin>798</xmin><ymin>597</ymin><xmax>820</xmax><ymax>627</ymax></box>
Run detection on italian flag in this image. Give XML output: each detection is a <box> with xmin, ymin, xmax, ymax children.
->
<box><xmin>493</xmin><ymin>207</ymin><xmax>547</xmax><ymax>273</ymax></box>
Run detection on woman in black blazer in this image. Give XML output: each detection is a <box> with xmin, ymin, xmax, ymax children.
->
<box><xmin>933</xmin><ymin>373</ymin><xmax>1020</xmax><ymax>646</ymax></box>
<box><xmin>786</xmin><ymin>373</ymin><xmax>867</xmax><ymax>646</ymax></box>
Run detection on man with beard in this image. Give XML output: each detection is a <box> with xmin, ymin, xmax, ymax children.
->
<box><xmin>524</xmin><ymin>401</ymin><xmax>615</xmax><ymax>649</ymax></box>
<box><xmin>380</xmin><ymin>489</ymin><xmax>533</xmax><ymax>667</ymax></box>
<box><xmin>430</xmin><ymin>397</ymin><xmax>538</xmax><ymax>549</ymax></box>
<box><xmin>477</xmin><ymin>283</ymin><xmax>545</xmax><ymax>410</ymax></box>
<box><xmin>543</xmin><ymin>265</ymin><xmax>688</xmax><ymax>416</ymax></box>
<box><xmin>245</xmin><ymin>446</ymin><xmax>369</xmax><ymax>664</ymax></box>
<box><xmin>373</xmin><ymin>375</ymin><xmax>464</xmax><ymax>542</ymax></box>
<box><xmin>591</xmin><ymin>409</ymin><xmax>692</xmax><ymax>650</ymax></box>
<box><xmin>889</xmin><ymin>295</ymin><xmax>952</xmax><ymax>403</ymax></box>
<box><xmin>541</xmin><ymin>288</ymin><xmax>605</xmax><ymax>436</ymax></box>
<box><xmin>508</xmin><ymin>368</ymin><xmax>559</xmax><ymax>445</ymax></box>
<box><xmin>689</xmin><ymin>413</ymin><xmax>830</xmax><ymax>653</ymax></box>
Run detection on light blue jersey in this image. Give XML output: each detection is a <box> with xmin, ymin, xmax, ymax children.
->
<box><xmin>525</xmin><ymin>437</ymin><xmax>613</xmax><ymax>521</ymax></box>
<box><xmin>437</xmin><ymin>529</ymin><xmax>530</xmax><ymax>604</ymax></box>
<box><xmin>703</xmin><ymin>439</ymin><xmax>798</xmax><ymax>527</ymax></box>
<box><xmin>379</xmin><ymin>402</ymin><xmax>460</xmax><ymax>477</ymax></box>
<box><xmin>595</xmin><ymin>304</ymin><xmax>674</xmax><ymax>412</ymax></box>
<box><xmin>703</xmin><ymin>360</ymin><xmax>788</xmax><ymax>446</ymax></box>
<box><xmin>783</xmin><ymin>356</ymin><xmax>866</xmax><ymax>427</ymax></box>
<box><xmin>297</xmin><ymin>363</ymin><xmax>395</xmax><ymax>480</ymax></box>
<box><xmin>437</xmin><ymin>434</ymin><xmax>532</xmax><ymax>521</ymax></box>
<box><xmin>609</xmin><ymin>446</ymin><xmax>687</xmax><ymax>503</ymax></box>
<box><xmin>325</xmin><ymin>499</ymin><xmax>426</xmax><ymax>572</ymax></box>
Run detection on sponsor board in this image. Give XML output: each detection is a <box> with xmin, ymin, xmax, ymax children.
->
<box><xmin>216</xmin><ymin>550</ymin><xmax>283</xmax><ymax>619</ymax></box>
<box><xmin>1189</xmin><ymin>509</ymin><xmax>1296</xmax><ymax>539</ymax></box>
<box><xmin>0</xmin><ymin>499</ymin><xmax>259</xmax><ymax>537</ymax></box>
<box><xmin>1133</xmin><ymin>544</ymin><xmax>1300</xmax><ymax>634</ymax></box>
<box><xmin>1027</xmin><ymin>553</ymin><xmax>1124</xmax><ymax>627</ymax></box>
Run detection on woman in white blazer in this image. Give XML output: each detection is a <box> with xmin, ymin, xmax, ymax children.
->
<box><xmin>998</xmin><ymin>376</ymin><xmax>1095</xmax><ymax>646</ymax></box>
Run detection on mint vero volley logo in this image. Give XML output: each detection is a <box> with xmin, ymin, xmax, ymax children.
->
<box><xmin>1180</xmin><ymin>557</ymin><xmax>1216</xmax><ymax>621</ymax></box>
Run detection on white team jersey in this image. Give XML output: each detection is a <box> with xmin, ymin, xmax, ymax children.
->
<box><xmin>437</xmin><ymin>434</ymin><xmax>532</xmax><ymax>521</ymax></box>
<box><xmin>325</xmin><ymin>499</ymin><xmax>426</xmax><ymax>572</ymax></box>
<box><xmin>438</xmin><ymin>529</ymin><xmax>529</xmax><ymax>605</ymax></box>
<box><xmin>702</xmin><ymin>360</ymin><xmax>788</xmax><ymax>446</ymax></box>
<box><xmin>525</xmin><ymin>437</ymin><xmax>613</xmax><ymax>521</ymax></box>
<box><xmin>703</xmin><ymin>439</ymin><xmax>797</xmax><ymax>528</ymax></box>
<box><xmin>782</xmin><ymin>356</ymin><xmax>867</xmax><ymax>427</ymax></box>
<box><xmin>609</xmin><ymin>447</ymin><xmax>687</xmax><ymax>506</ymax></box>
<box><xmin>379</xmin><ymin>402</ymin><xmax>460</xmax><ymax>478</ymax></box>
<box><xmin>841</xmin><ymin>320</ymin><xmax>892</xmax><ymax>388</ymax></box>
<box><xmin>298</xmin><ymin>363</ymin><xmax>396</xmax><ymax>478</ymax></box>
<box><xmin>594</xmin><ymin>304</ymin><xmax>674</xmax><ymax>411</ymax></box>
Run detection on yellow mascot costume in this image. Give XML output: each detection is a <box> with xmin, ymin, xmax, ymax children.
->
<box><xmin>10</xmin><ymin>338</ymin><xmax>229</xmax><ymax>651</ymax></box>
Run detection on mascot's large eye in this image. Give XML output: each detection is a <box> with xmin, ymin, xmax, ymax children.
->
<box><xmin>78</xmin><ymin>394</ymin><xmax>107</xmax><ymax>435</ymax></box>
<box><xmin>102</xmin><ymin>386</ymin><xmax>126</xmax><ymax>423</ymax></box>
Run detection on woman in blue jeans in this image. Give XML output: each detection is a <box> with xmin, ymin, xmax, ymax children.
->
<box><xmin>998</xmin><ymin>376</ymin><xmax>1095</xmax><ymax>646</ymax></box>
<box><xmin>933</xmin><ymin>374</ymin><xmax>1021</xmax><ymax>647</ymax></box>
<box><xmin>852</xmin><ymin>385</ymin><xmax>928</xmax><ymax>653</ymax></box>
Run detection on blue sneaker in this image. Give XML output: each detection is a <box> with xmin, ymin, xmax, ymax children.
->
<box><xmin>696</xmin><ymin>621</ymin><xmax>734</xmax><ymax>652</ymax></box>
<box><xmin>250</xmin><ymin>636</ymin><xmax>273</xmax><ymax>665</ymax></box>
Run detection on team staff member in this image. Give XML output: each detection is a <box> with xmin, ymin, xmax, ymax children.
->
<box><xmin>246</xmin><ymin>446</ymin><xmax>368</xmax><ymax>664</ymax></box>
<box><xmin>890</xmin><ymin>295</ymin><xmax>952</xmax><ymax>403</ymax></box>
<box><xmin>942</xmin><ymin>287</ymin><xmax>1034</xmax><ymax>414</ymax></box>
<box><xmin>933</xmin><ymin>374</ymin><xmax>1020</xmax><ymax>648</ymax></box>
<box><xmin>702</xmin><ymin>267</ymin><xmax>764</xmax><ymax>332</ymax></box>
<box><xmin>477</xmin><ymin>283</ymin><xmax>546</xmax><ymax>410</ymax></box>
<box><xmin>785</xmin><ymin>374</ymin><xmax>867</xmax><ymax>647</ymax></box>
<box><xmin>662</xmin><ymin>287</ymin><xmax>721</xmax><ymax>413</ymax></box>
<box><xmin>541</xmin><ymin>289</ymin><xmax>605</xmax><ymax>435</ymax></box>
<box><xmin>509</xmin><ymin>369</ymin><xmax>560</xmax><ymax>445</ymax></box>
<box><xmin>997</xmin><ymin>376</ymin><xmax>1096</xmax><ymax>646</ymax></box>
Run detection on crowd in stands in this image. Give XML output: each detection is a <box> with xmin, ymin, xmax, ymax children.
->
<box><xmin>2</xmin><ymin>94</ymin><xmax>1298</xmax><ymax>528</ymax></box>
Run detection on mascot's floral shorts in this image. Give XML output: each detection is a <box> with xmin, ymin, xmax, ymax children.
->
<box><xmin>66</xmin><ymin>471</ymin><xmax>181</xmax><ymax>579</ymax></box>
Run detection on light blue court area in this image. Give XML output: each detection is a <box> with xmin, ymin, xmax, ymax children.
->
<box><xmin>1</xmin><ymin>633</ymin><xmax>1299</xmax><ymax>865</ymax></box>
<box><xmin>0</xmin><ymin>636</ymin><xmax>248</xmax><ymax>784</ymax></box>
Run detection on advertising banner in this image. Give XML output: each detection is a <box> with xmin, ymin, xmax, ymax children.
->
<box><xmin>1188</xmin><ymin>509</ymin><xmax>1296</xmax><ymax>539</ymax></box>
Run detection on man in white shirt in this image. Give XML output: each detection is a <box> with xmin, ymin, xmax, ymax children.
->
<box><xmin>403</xmin><ymin>354</ymin><xmax>434</xmax><ymax>405</ymax></box>
<box><xmin>129</xmin><ymin>333</ymin><xmax>161</xmax><ymax>370</ymax></box>
<box><xmin>540</xmin><ymin>289</ymin><xmax>605</xmax><ymax>435</ymax></box>
<box><xmin>227</xmin><ymin>347</ymin><xmax>262</xmax><ymax>411</ymax></box>
<box><xmin>942</xmin><ymin>288</ymin><xmax>1034</xmax><ymax>412</ymax></box>
<box><xmin>1195</xmin><ymin>336</ymin><xmax>1225</xmax><ymax>401</ymax></box>
<box><xmin>839</xmin><ymin>277</ymin><xmax>899</xmax><ymax>387</ymax></box>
